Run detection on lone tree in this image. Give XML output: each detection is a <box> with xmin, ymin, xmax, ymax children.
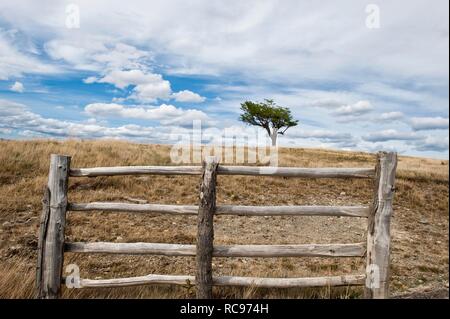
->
<box><xmin>239</xmin><ymin>99</ymin><xmax>298</xmax><ymax>146</ymax></box>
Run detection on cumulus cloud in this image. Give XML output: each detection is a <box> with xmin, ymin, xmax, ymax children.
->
<box><xmin>362</xmin><ymin>129</ymin><xmax>423</xmax><ymax>142</ymax></box>
<box><xmin>84</xmin><ymin>69</ymin><xmax>205</xmax><ymax>103</ymax></box>
<box><xmin>10</xmin><ymin>81</ymin><xmax>24</xmax><ymax>93</ymax></box>
<box><xmin>380</xmin><ymin>111</ymin><xmax>404</xmax><ymax>121</ymax></box>
<box><xmin>83</xmin><ymin>67</ymin><xmax>210</xmax><ymax>104</ymax></box>
<box><xmin>47</xmin><ymin>40</ymin><xmax>178</xmax><ymax>102</ymax></box>
<box><xmin>172</xmin><ymin>90</ymin><xmax>206</xmax><ymax>103</ymax></box>
<box><xmin>410</xmin><ymin>117</ymin><xmax>449</xmax><ymax>131</ymax></box>
<box><xmin>131</xmin><ymin>81</ymin><xmax>172</xmax><ymax>102</ymax></box>
<box><xmin>0</xmin><ymin>99</ymin><xmax>179</xmax><ymax>141</ymax></box>
<box><xmin>334</xmin><ymin>101</ymin><xmax>373</xmax><ymax>116</ymax></box>
<box><xmin>84</xmin><ymin>102</ymin><xmax>212</xmax><ymax>126</ymax></box>
<box><xmin>87</xmin><ymin>69</ymin><xmax>163</xmax><ymax>89</ymax></box>
<box><xmin>0</xmin><ymin>99</ymin><xmax>241</xmax><ymax>145</ymax></box>
<box><xmin>85</xmin><ymin>69</ymin><xmax>173</xmax><ymax>103</ymax></box>
<box><xmin>45</xmin><ymin>41</ymin><xmax>149</xmax><ymax>72</ymax></box>
<box><xmin>414</xmin><ymin>136</ymin><xmax>449</xmax><ymax>152</ymax></box>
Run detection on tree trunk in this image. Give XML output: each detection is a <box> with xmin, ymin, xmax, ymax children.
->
<box><xmin>270</xmin><ymin>132</ymin><xmax>277</xmax><ymax>146</ymax></box>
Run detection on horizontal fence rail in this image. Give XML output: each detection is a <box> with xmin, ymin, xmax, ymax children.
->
<box><xmin>69</xmin><ymin>165</ymin><xmax>375</xmax><ymax>178</ymax></box>
<box><xmin>65</xmin><ymin>242</ymin><xmax>366</xmax><ymax>257</ymax></box>
<box><xmin>69</xmin><ymin>202</ymin><xmax>198</xmax><ymax>215</ymax></box>
<box><xmin>217</xmin><ymin>166</ymin><xmax>375</xmax><ymax>178</ymax></box>
<box><xmin>68</xmin><ymin>202</ymin><xmax>370</xmax><ymax>217</ymax></box>
<box><xmin>70</xmin><ymin>166</ymin><xmax>203</xmax><ymax>177</ymax></box>
<box><xmin>217</xmin><ymin>205</ymin><xmax>370</xmax><ymax>217</ymax></box>
<box><xmin>73</xmin><ymin>274</ymin><xmax>366</xmax><ymax>289</ymax></box>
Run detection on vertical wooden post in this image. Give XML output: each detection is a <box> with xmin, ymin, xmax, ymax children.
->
<box><xmin>365</xmin><ymin>152</ymin><xmax>397</xmax><ymax>299</ymax></box>
<box><xmin>196</xmin><ymin>156</ymin><xmax>219</xmax><ymax>299</ymax></box>
<box><xmin>37</xmin><ymin>154</ymin><xmax>71</xmax><ymax>299</ymax></box>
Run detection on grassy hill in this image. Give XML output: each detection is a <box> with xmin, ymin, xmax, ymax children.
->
<box><xmin>0</xmin><ymin>139</ymin><xmax>448</xmax><ymax>298</ymax></box>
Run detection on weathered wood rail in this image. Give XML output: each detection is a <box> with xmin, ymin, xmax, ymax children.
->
<box><xmin>77</xmin><ymin>274</ymin><xmax>366</xmax><ymax>289</ymax></box>
<box><xmin>65</xmin><ymin>242</ymin><xmax>366</xmax><ymax>257</ymax></box>
<box><xmin>68</xmin><ymin>203</ymin><xmax>370</xmax><ymax>217</ymax></box>
<box><xmin>37</xmin><ymin>152</ymin><xmax>397</xmax><ymax>299</ymax></box>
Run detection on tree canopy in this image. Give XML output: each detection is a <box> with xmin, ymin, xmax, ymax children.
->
<box><xmin>239</xmin><ymin>99</ymin><xmax>298</xmax><ymax>145</ymax></box>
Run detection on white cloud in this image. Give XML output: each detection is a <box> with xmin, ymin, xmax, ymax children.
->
<box><xmin>83</xmin><ymin>76</ymin><xmax>98</xmax><ymax>84</ymax></box>
<box><xmin>10</xmin><ymin>81</ymin><xmax>24</xmax><ymax>93</ymax></box>
<box><xmin>89</xmin><ymin>69</ymin><xmax>161</xmax><ymax>89</ymax></box>
<box><xmin>0</xmin><ymin>99</ymin><xmax>178</xmax><ymax>142</ymax></box>
<box><xmin>172</xmin><ymin>90</ymin><xmax>205</xmax><ymax>103</ymax></box>
<box><xmin>414</xmin><ymin>136</ymin><xmax>449</xmax><ymax>152</ymax></box>
<box><xmin>45</xmin><ymin>40</ymin><xmax>149</xmax><ymax>72</ymax></box>
<box><xmin>289</xmin><ymin>128</ymin><xmax>357</xmax><ymax>147</ymax></box>
<box><xmin>131</xmin><ymin>81</ymin><xmax>172</xmax><ymax>102</ymax></box>
<box><xmin>357</xmin><ymin>82</ymin><xmax>427</xmax><ymax>103</ymax></box>
<box><xmin>0</xmin><ymin>99</ymin><xmax>27</xmax><ymax>114</ymax></box>
<box><xmin>0</xmin><ymin>1</ymin><xmax>448</xmax><ymax>158</ymax></box>
<box><xmin>2</xmin><ymin>1</ymin><xmax>447</xmax><ymax>83</ymax></box>
<box><xmin>85</xmin><ymin>69</ymin><xmax>173</xmax><ymax>102</ymax></box>
<box><xmin>334</xmin><ymin>101</ymin><xmax>373</xmax><ymax>116</ymax></box>
<box><xmin>0</xmin><ymin>127</ymin><xmax>12</xmax><ymax>134</ymax></box>
<box><xmin>0</xmin><ymin>29</ymin><xmax>59</xmax><ymax>80</ymax></box>
<box><xmin>356</xmin><ymin>82</ymin><xmax>448</xmax><ymax>114</ymax></box>
<box><xmin>291</xmin><ymin>128</ymin><xmax>350</xmax><ymax>140</ymax></box>
<box><xmin>410</xmin><ymin>117</ymin><xmax>449</xmax><ymax>131</ymax></box>
<box><xmin>84</xmin><ymin>69</ymin><xmax>205</xmax><ymax>103</ymax></box>
<box><xmin>362</xmin><ymin>129</ymin><xmax>423</xmax><ymax>142</ymax></box>
<box><xmin>84</xmin><ymin>102</ymin><xmax>212</xmax><ymax>126</ymax></box>
<box><xmin>380</xmin><ymin>112</ymin><xmax>404</xmax><ymax>121</ymax></box>
<box><xmin>307</xmin><ymin>98</ymin><xmax>344</xmax><ymax>109</ymax></box>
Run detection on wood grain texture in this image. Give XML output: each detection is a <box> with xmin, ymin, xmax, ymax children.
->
<box><xmin>212</xmin><ymin>243</ymin><xmax>366</xmax><ymax>257</ymax></box>
<box><xmin>217</xmin><ymin>205</ymin><xmax>369</xmax><ymax>217</ymax></box>
<box><xmin>77</xmin><ymin>274</ymin><xmax>366</xmax><ymax>288</ymax></box>
<box><xmin>196</xmin><ymin>156</ymin><xmax>218</xmax><ymax>298</ymax></box>
<box><xmin>68</xmin><ymin>202</ymin><xmax>198</xmax><ymax>215</ymax></box>
<box><xmin>213</xmin><ymin>274</ymin><xmax>366</xmax><ymax>288</ymax></box>
<box><xmin>65</xmin><ymin>242</ymin><xmax>366</xmax><ymax>257</ymax></box>
<box><xmin>38</xmin><ymin>154</ymin><xmax>70</xmax><ymax>299</ymax></box>
<box><xmin>36</xmin><ymin>187</ymin><xmax>50</xmax><ymax>297</ymax></box>
<box><xmin>70</xmin><ymin>165</ymin><xmax>202</xmax><ymax>177</ymax></box>
<box><xmin>217</xmin><ymin>166</ymin><xmax>374</xmax><ymax>178</ymax></box>
<box><xmin>365</xmin><ymin>152</ymin><xmax>397</xmax><ymax>299</ymax></box>
<box><xmin>69</xmin><ymin>165</ymin><xmax>374</xmax><ymax>178</ymax></box>
<box><xmin>68</xmin><ymin>202</ymin><xmax>369</xmax><ymax>217</ymax></box>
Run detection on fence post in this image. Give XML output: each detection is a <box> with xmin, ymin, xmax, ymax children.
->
<box><xmin>37</xmin><ymin>154</ymin><xmax>71</xmax><ymax>299</ymax></box>
<box><xmin>196</xmin><ymin>156</ymin><xmax>219</xmax><ymax>299</ymax></box>
<box><xmin>365</xmin><ymin>151</ymin><xmax>397</xmax><ymax>299</ymax></box>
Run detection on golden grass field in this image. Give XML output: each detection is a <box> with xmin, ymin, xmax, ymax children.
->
<box><xmin>0</xmin><ymin>139</ymin><xmax>448</xmax><ymax>298</ymax></box>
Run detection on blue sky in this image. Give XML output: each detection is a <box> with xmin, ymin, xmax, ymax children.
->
<box><xmin>0</xmin><ymin>0</ymin><xmax>448</xmax><ymax>158</ymax></box>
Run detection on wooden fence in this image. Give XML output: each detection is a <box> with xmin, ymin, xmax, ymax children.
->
<box><xmin>36</xmin><ymin>151</ymin><xmax>397</xmax><ymax>299</ymax></box>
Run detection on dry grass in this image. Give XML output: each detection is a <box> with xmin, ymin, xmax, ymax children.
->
<box><xmin>0</xmin><ymin>139</ymin><xmax>448</xmax><ymax>299</ymax></box>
